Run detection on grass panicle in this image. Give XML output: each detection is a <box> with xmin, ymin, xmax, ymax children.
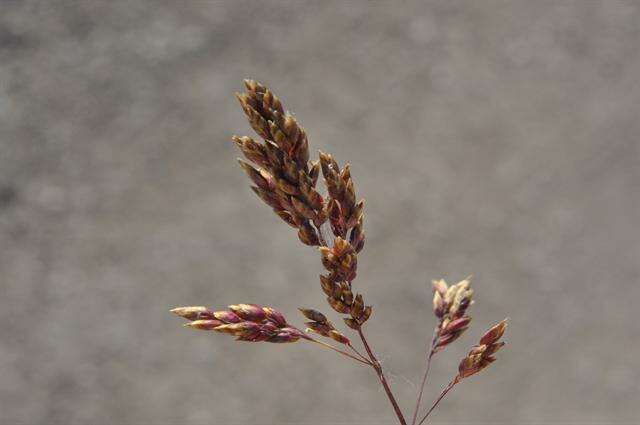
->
<box><xmin>171</xmin><ymin>80</ymin><xmax>509</xmax><ymax>425</ymax></box>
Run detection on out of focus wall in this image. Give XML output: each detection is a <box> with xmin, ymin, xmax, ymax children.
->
<box><xmin>1</xmin><ymin>1</ymin><xmax>639</xmax><ymax>423</ymax></box>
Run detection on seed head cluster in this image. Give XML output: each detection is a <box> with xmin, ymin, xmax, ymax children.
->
<box><xmin>171</xmin><ymin>304</ymin><xmax>304</xmax><ymax>343</ymax></box>
<box><xmin>234</xmin><ymin>80</ymin><xmax>325</xmax><ymax>246</ymax></box>
<box><xmin>431</xmin><ymin>277</ymin><xmax>474</xmax><ymax>351</ymax></box>
<box><xmin>299</xmin><ymin>308</ymin><xmax>350</xmax><ymax>345</ymax></box>
<box><xmin>320</xmin><ymin>151</ymin><xmax>365</xmax><ymax>249</ymax></box>
<box><xmin>233</xmin><ymin>80</ymin><xmax>371</xmax><ymax>326</ymax></box>
<box><xmin>458</xmin><ymin>320</ymin><xmax>507</xmax><ymax>379</ymax></box>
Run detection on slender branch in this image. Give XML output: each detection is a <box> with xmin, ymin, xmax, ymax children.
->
<box><xmin>357</xmin><ymin>327</ymin><xmax>407</xmax><ymax>425</ymax></box>
<box><xmin>347</xmin><ymin>342</ymin><xmax>371</xmax><ymax>364</ymax></box>
<box><xmin>410</xmin><ymin>326</ymin><xmax>440</xmax><ymax>425</ymax></box>
<box><xmin>303</xmin><ymin>335</ymin><xmax>372</xmax><ymax>366</ymax></box>
<box><xmin>416</xmin><ymin>376</ymin><xmax>460</xmax><ymax>425</ymax></box>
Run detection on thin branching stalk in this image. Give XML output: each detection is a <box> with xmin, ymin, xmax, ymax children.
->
<box><xmin>313</xmin><ymin>210</ymin><xmax>405</xmax><ymax>423</ymax></box>
<box><xmin>410</xmin><ymin>325</ymin><xmax>440</xmax><ymax>425</ymax></box>
<box><xmin>357</xmin><ymin>327</ymin><xmax>408</xmax><ymax>425</ymax></box>
<box><xmin>303</xmin><ymin>335</ymin><xmax>372</xmax><ymax>366</ymax></box>
<box><xmin>347</xmin><ymin>342</ymin><xmax>371</xmax><ymax>364</ymax></box>
<box><xmin>417</xmin><ymin>376</ymin><xmax>460</xmax><ymax>425</ymax></box>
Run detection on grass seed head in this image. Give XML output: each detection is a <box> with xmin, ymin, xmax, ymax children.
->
<box><xmin>431</xmin><ymin>277</ymin><xmax>475</xmax><ymax>351</ymax></box>
<box><xmin>171</xmin><ymin>80</ymin><xmax>510</xmax><ymax>422</ymax></box>
<box><xmin>174</xmin><ymin>304</ymin><xmax>304</xmax><ymax>344</ymax></box>
<box><xmin>458</xmin><ymin>319</ymin><xmax>508</xmax><ymax>379</ymax></box>
<box><xmin>233</xmin><ymin>80</ymin><xmax>326</xmax><ymax>246</ymax></box>
<box><xmin>233</xmin><ymin>80</ymin><xmax>371</xmax><ymax>324</ymax></box>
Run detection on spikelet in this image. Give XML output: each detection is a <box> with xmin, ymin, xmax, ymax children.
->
<box><xmin>299</xmin><ymin>308</ymin><xmax>350</xmax><ymax>344</ymax></box>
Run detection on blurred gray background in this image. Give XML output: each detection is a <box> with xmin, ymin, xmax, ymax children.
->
<box><xmin>1</xmin><ymin>1</ymin><xmax>639</xmax><ymax>424</ymax></box>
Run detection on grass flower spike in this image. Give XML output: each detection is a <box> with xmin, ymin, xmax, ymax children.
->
<box><xmin>172</xmin><ymin>304</ymin><xmax>304</xmax><ymax>343</ymax></box>
<box><xmin>170</xmin><ymin>80</ymin><xmax>510</xmax><ymax>425</ymax></box>
<box><xmin>432</xmin><ymin>277</ymin><xmax>474</xmax><ymax>351</ymax></box>
<box><xmin>458</xmin><ymin>319</ymin><xmax>507</xmax><ymax>379</ymax></box>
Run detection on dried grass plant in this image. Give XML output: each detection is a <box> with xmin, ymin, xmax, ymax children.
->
<box><xmin>171</xmin><ymin>80</ymin><xmax>508</xmax><ymax>424</ymax></box>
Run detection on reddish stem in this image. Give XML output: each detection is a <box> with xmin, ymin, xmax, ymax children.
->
<box><xmin>410</xmin><ymin>326</ymin><xmax>440</xmax><ymax>425</ymax></box>
<box><xmin>347</xmin><ymin>342</ymin><xmax>371</xmax><ymax>364</ymax></box>
<box><xmin>315</xmin><ymin>221</ymin><xmax>405</xmax><ymax>423</ymax></box>
<box><xmin>357</xmin><ymin>327</ymin><xmax>407</xmax><ymax>425</ymax></box>
<box><xmin>416</xmin><ymin>376</ymin><xmax>460</xmax><ymax>425</ymax></box>
<box><xmin>302</xmin><ymin>335</ymin><xmax>371</xmax><ymax>366</ymax></box>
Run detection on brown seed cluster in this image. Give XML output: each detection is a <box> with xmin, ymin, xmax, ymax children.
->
<box><xmin>171</xmin><ymin>304</ymin><xmax>304</xmax><ymax>343</ymax></box>
<box><xmin>317</xmin><ymin>151</ymin><xmax>369</xmax><ymax>324</ymax></box>
<box><xmin>234</xmin><ymin>80</ymin><xmax>326</xmax><ymax>246</ymax></box>
<box><xmin>299</xmin><ymin>308</ymin><xmax>350</xmax><ymax>344</ymax></box>
<box><xmin>319</xmin><ymin>238</ymin><xmax>372</xmax><ymax>328</ymax></box>
<box><xmin>317</xmin><ymin>152</ymin><xmax>369</xmax><ymax>326</ymax></box>
<box><xmin>319</xmin><ymin>152</ymin><xmax>365</xmax><ymax>250</ymax></box>
<box><xmin>233</xmin><ymin>80</ymin><xmax>371</xmax><ymax>325</ymax></box>
<box><xmin>458</xmin><ymin>320</ymin><xmax>507</xmax><ymax>379</ymax></box>
<box><xmin>431</xmin><ymin>278</ymin><xmax>474</xmax><ymax>351</ymax></box>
